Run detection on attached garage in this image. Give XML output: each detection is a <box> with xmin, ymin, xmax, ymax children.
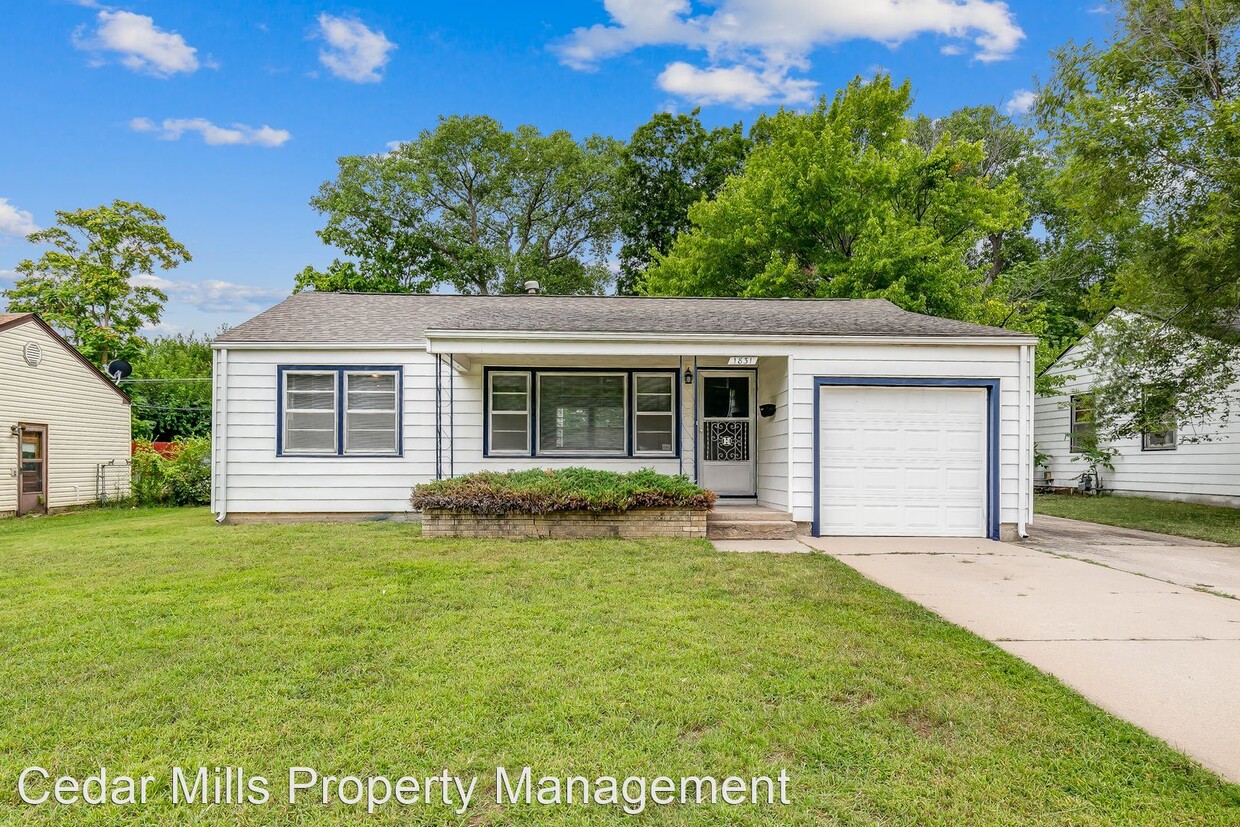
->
<box><xmin>815</xmin><ymin>380</ymin><xmax>996</xmax><ymax>538</ymax></box>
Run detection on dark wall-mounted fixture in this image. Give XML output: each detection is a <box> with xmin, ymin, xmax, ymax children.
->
<box><xmin>683</xmin><ymin>368</ymin><xmax>694</xmax><ymax>385</ymax></box>
<box><xmin>759</xmin><ymin>403</ymin><xmax>776</xmax><ymax>418</ymax></box>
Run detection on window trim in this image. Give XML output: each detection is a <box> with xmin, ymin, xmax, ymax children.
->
<box><xmin>1068</xmin><ymin>393</ymin><xmax>1096</xmax><ymax>454</ymax></box>
<box><xmin>483</xmin><ymin>367</ymin><xmax>680</xmax><ymax>459</ymax></box>
<box><xmin>486</xmin><ymin>370</ymin><xmax>532</xmax><ymax>457</ymax></box>
<box><xmin>277</xmin><ymin>365</ymin><xmax>403</xmax><ymax>458</ymax></box>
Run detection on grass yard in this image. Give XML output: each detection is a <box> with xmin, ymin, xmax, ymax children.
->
<box><xmin>0</xmin><ymin>509</ymin><xmax>1237</xmax><ymax>825</ymax></box>
<box><xmin>1035</xmin><ymin>493</ymin><xmax>1240</xmax><ymax>546</ymax></box>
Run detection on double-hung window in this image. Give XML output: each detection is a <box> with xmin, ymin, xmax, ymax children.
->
<box><xmin>486</xmin><ymin>369</ymin><xmax>677</xmax><ymax>458</ymax></box>
<box><xmin>280</xmin><ymin>367</ymin><xmax>401</xmax><ymax>456</ymax></box>
<box><xmin>1069</xmin><ymin>393</ymin><xmax>1096</xmax><ymax>453</ymax></box>
<box><xmin>488</xmin><ymin>372</ymin><xmax>532</xmax><ymax>455</ymax></box>
<box><xmin>633</xmin><ymin>373</ymin><xmax>676</xmax><ymax>455</ymax></box>
<box><xmin>1141</xmin><ymin>385</ymin><xmax>1177</xmax><ymax>451</ymax></box>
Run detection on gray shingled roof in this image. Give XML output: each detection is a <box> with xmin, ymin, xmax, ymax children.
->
<box><xmin>214</xmin><ymin>292</ymin><xmax>1032</xmax><ymax>343</ymax></box>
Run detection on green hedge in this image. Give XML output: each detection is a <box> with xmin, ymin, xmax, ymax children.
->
<box><xmin>131</xmin><ymin>438</ymin><xmax>211</xmax><ymax>506</ymax></box>
<box><xmin>411</xmin><ymin>468</ymin><xmax>717</xmax><ymax>515</ymax></box>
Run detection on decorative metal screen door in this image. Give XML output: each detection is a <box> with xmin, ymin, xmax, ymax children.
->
<box><xmin>17</xmin><ymin>424</ymin><xmax>48</xmax><ymax>516</ymax></box>
<box><xmin>697</xmin><ymin>371</ymin><xmax>756</xmax><ymax>496</ymax></box>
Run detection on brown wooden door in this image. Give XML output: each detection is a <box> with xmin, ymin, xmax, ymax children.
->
<box><xmin>18</xmin><ymin>424</ymin><xmax>47</xmax><ymax>516</ymax></box>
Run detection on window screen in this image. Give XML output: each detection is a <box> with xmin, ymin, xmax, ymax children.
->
<box><xmin>633</xmin><ymin>373</ymin><xmax>675</xmax><ymax>455</ymax></box>
<box><xmin>285</xmin><ymin>372</ymin><xmax>337</xmax><ymax>453</ymax></box>
<box><xmin>489</xmin><ymin>372</ymin><xmax>531</xmax><ymax>454</ymax></box>
<box><xmin>538</xmin><ymin>373</ymin><xmax>626</xmax><ymax>454</ymax></box>
<box><xmin>345</xmin><ymin>372</ymin><xmax>398</xmax><ymax>454</ymax></box>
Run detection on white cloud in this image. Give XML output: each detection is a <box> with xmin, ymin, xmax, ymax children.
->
<box><xmin>130</xmin><ymin>117</ymin><xmax>292</xmax><ymax>148</ymax></box>
<box><xmin>0</xmin><ymin>198</ymin><xmax>40</xmax><ymax>238</ymax></box>
<box><xmin>1005</xmin><ymin>88</ymin><xmax>1037</xmax><ymax>115</ymax></box>
<box><xmin>556</xmin><ymin>0</ymin><xmax>1025</xmax><ymax>105</ymax></box>
<box><xmin>0</xmin><ymin>269</ymin><xmax>17</xmax><ymax>285</ymax></box>
<box><xmin>940</xmin><ymin>43</ymin><xmax>965</xmax><ymax>55</ymax></box>
<box><xmin>315</xmin><ymin>13</ymin><xmax>396</xmax><ymax>83</ymax></box>
<box><xmin>133</xmin><ymin>274</ymin><xmax>287</xmax><ymax>314</ymax></box>
<box><xmin>74</xmin><ymin>10</ymin><xmax>202</xmax><ymax>77</ymax></box>
<box><xmin>657</xmin><ymin>62</ymin><xmax>814</xmax><ymax>106</ymax></box>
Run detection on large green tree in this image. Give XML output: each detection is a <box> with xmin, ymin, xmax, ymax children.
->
<box><xmin>1038</xmin><ymin>0</ymin><xmax>1240</xmax><ymax>439</ymax></box>
<box><xmin>3</xmin><ymin>200</ymin><xmax>189</xmax><ymax>365</ymax></box>
<box><xmin>614</xmin><ymin>109</ymin><xmax>749</xmax><ymax>294</ymax></box>
<box><xmin>297</xmin><ymin>115</ymin><xmax>622</xmax><ymax>296</ymax></box>
<box><xmin>640</xmin><ymin>77</ymin><xmax>1027</xmax><ymax>322</ymax></box>
<box><xmin>128</xmin><ymin>333</ymin><xmax>213</xmax><ymax>441</ymax></box>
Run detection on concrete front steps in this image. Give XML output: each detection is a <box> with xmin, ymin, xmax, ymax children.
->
<box><xmin>706</xmin><ymin>505</ymin><xmax>799</xmax><ymax>540</ymax></box>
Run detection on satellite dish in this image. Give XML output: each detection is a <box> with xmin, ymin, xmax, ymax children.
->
<box><xmin>107</xmin><ymin>359</ymin><xmax>132</xmax><ymax>381</ymax></box>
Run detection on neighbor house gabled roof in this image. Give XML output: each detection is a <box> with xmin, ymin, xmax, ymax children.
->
<box><xmin>0</xmin><ymin>312</ymin><xmax>131</xmax><ymax>402</ymax></box>
<box><xmin>214</xmin><ymin>292</ymin><xmax>1034</xmax><ymax>344</ymax></box>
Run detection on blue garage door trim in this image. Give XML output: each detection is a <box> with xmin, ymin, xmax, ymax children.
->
<box><xmin>812</xmin><ymin>377</ymin><xmax>1001</xmax><ymax>540</ymax></box>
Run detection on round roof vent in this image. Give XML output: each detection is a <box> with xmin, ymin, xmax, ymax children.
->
<box><xmin>22</xmin><ymin>341</ymin><xmax>42</xmax><ymax>367</ymax></box>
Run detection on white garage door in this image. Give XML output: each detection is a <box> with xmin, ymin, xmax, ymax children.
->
<box><xmin>818</xmin><ymin>385</ymin><xmax>987</xmax><ymax>537</ymax></box>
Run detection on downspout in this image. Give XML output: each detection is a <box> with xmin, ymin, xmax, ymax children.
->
<box><xmin>449</xmin><ymin>354</ymin><xmax>455</xmax><ymax>479</ymax></box>
<box><xmin>1016</xmin><ymin>344</ymin><xmax>1030</xmax><ymax>539</ymax></box>
<box><xmin>214</xmin><ymin>347</ymin><xmax>228</xmax><ymax>524</ymax></box>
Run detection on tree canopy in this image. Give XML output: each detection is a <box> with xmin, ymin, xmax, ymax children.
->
<box><xmin>1038</xmin><ymin>0</ymin><xmax>1240</xmax><ymax>438</ymax></box>
<box><xmin>296</xmin><ymin>115</ymin><xmax>622</xmax><ymax>296</ymax></box>
<box><xmin>2</xmin><ymin>200</ymin><xmax>189</xmax><ymax>365</ymax></box>
<box><xmin>639</xmin><ymin>77</ymin><xmax>1027</xmax><ymax>322</ymax></box>
<box><xmin>127</xmin><ymin>333</ymin><xmax>213</xmax><ymax>442</ymax></box>
<box><xmin>614</xmin><ymin>109</ymin><xmax>749</xmax><ymax>294</ymax></box>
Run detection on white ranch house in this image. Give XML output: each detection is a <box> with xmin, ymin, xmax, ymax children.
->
<box><xmin>1036</xmin><ymin>308</ymin><xmax>1240</xmax><ymax>507</ymax></box>
<box><xmin>212</xmin><ymin>293</ymin><xmax>1037</xmax><ymax>539</ymax></box>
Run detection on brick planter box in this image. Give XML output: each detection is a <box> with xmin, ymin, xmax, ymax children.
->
<box><xmin>421</xmin><ymin>507</ymin><xmax>708</xmax><ymax>539</ymax></box>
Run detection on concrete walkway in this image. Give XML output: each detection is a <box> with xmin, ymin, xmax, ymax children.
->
<box><xmin>1024</xmin><ymin>514</ymin><xmax>1240</xmax><ymax>599</ymax></box>
<box><xmin>793</xmin><ymin>531</ymin><xmax>1240</xmax><ymax>783</ymax></box>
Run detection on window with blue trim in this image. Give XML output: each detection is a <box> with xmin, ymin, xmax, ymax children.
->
<box><xmin>280</xmin><ymin>367</ymin><xmax>401</xmax><ymax>456</ymax></box>
<box><xmin>485</xmin><ymin>368</ymin><xmax>678</xmax><ymax>458</ymax></box>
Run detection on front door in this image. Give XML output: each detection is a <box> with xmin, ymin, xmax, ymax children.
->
<box><xmin>698</xmin><ymin>371</ymin><xmax>756</xmax><ymax>496</ymax></box>
<box><xmin>17</xmin><ymin>424</ymin><xmax>47</xmax><ymax>516</ymax></box>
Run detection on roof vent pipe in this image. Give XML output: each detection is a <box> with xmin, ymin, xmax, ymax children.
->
<box><xmin>524</xmin><ymin>280</ymin><xmax>540</xmax><ymax>295</ymax></box>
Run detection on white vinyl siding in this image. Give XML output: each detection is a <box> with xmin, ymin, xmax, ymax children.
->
<box><xmin>0</xmin><ymin>321</ymin><xmax>131</xmax><ymax>515</ymax></box>
<box><xmin>214</xmin><ymin>342</ymin><xmax>1030</xmax><ymax>526</ymax></box>
<box><xmin>283</xmin><ymin>371</ymin><xmax>337</xmax><ymax>454</ymax></box>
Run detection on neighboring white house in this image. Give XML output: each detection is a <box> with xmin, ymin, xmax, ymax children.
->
<box><xmin>1035</xmin><ymin>308</ymin><xmax>1240</xmax><ymax>507</ymax></box>
<box><xmin>0</xmin><ymin>313</ymin><xmax>132</xmax><ymax>517</ymax></box>
<box><xmin>211</xmin><ymin>293</ymin><xmax>1037</xmax><ymax>539</ymax></box>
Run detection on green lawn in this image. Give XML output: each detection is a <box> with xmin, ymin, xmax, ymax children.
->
<box><xmin>0</xmin><ymin>509</ymin><xmax>1237</xmax><ymax>825</ymax></box>
<box><xmin>1036</xmin><ymin>493</ymin><xmax>1240</xmax><ymax>546</ymax></box>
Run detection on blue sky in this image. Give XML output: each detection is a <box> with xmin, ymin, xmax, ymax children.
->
<box><xmin>0</xmin><ymin>0</ymin><xmax>1114</xmax><ymax>336</ymax></box>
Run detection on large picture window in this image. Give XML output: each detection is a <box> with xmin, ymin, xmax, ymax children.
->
<box><xmin>280</xmin><ymin>366</ymin><xmax>401</xmax><ymax>456</ymax></box>
<box><xmin>485</xmin><ymin>369</ymin><xmax>678</xmax><ymax>458</ymax></box>
<box><xmin>539</xmin><ymin>373</ymin><xmax>627</xmax><ymax>455</ymax></box>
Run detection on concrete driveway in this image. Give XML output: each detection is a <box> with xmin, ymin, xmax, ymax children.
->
<box><xmin>799</xmin><ymin>524</ymin><xmax>1240</xmax><ymax>783</ymax></box>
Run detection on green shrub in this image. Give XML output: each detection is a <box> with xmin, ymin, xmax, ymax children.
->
<box><xmin>130</xmin><ymin>438</ymin><xmax>211</xmax><ymax>506</ymax></box>
<box><xmin>411</xmin><ymin>468</ymin><xmax>717</xmax><ymax>515</ymax></box>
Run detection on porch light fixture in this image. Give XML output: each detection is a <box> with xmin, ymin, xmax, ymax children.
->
<box><xmin>759</xmin><ymin>403</ymin><xmax>776</xmax><ymax>418</ymax></box>
<box><xmin>683</xmin><ymin>368</ymin><xmax>693</xmax><ymax>386</ymax></box>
